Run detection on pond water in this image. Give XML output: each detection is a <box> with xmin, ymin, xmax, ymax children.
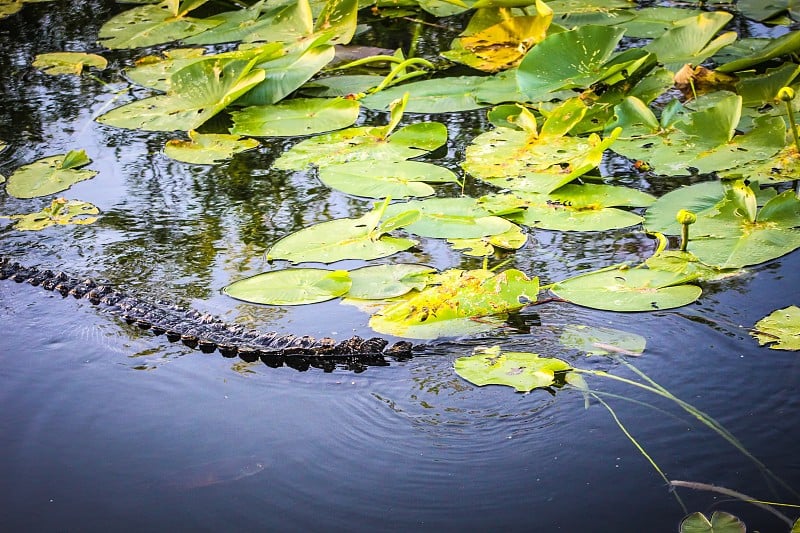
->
<box><xmin>1</xmin><ymin>1</ymin><xmax>799</xmax><ymax>531</ymax></box>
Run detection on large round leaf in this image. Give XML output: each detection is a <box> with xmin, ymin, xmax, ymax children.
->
<box><xmin>361</xmin><ymin>77</ymin><xmax>491</xmax><ymax>113</ymax></box>
<box><xmin>318</xmin><ymin>160</ymin><xmax>458</xmax><ymax>199</ymax></box>
<box><xmin>230</xmin><ymin>97</ymin><xmax>360</xmax><ymax>137</ymax></box>
<box><xmin>679</xmin><ymin>512</ymin><xmax>745</xmax><ymax>533</ymax></box>
<box><xmin>346</xmin><ymin>264</ymin><xmax>434</xmax><ymax>300</ymax></box>
<box><xmin>6</xmin><ymin>150</ymin><xmax>97</xmax><ymax>199</ymax></box>
<box><xmin>454</xmin><ymin>349</ymin><xmax>572</xmax><ymax>392</ymax></box>
<box><xmin>551</xmin><ymin>267</ymin><xmax>702</xmax><ymax>312</ymax></box>
<box><xmin>223</xmin><ymin>268</ymin><xmax>351</xmax><ymax>305</ymax></box>
<box><xmin>97</xmin><ymin>2</ymin><xmax>220</xmax><ymax>49</ymax></box>
<box><xmin>383</xmin><ymin>197</ymin><xmax>515</xmax><ymax>239</ymax></box>
<box><xmin>3</xmin><ymin>198</ymin><xmax>99</xmax><ymax>231</ymax></box>
<box><xmin>164</xmin><ymin>131</ymin><xmax>259</xmax><ymax>164</ymax></box>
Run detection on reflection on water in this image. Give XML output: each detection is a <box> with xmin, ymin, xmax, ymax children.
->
<box><xmin>1</xmin><ymin>1</ymin><xmax>799</xmax><ymax>531</ymax></box>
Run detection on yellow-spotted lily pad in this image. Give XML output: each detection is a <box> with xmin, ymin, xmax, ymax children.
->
<box><xmin>164</xmin><ymin>131</ymin><xmax>259</xmax><ymax>164</ymax></box>
<box><xmin>2</xmin><ymin>198</ymin><xmax>99</xmax><ymax>231</ymax></box>
<box><xmin>751</xmin><ymin>306</ymin><xmax>800</xmax><ymax>351</ymax></box>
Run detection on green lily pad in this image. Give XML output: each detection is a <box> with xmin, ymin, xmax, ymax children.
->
<box><xmin>97</xmin><ymin>55</ymin><xmax>266</xmax><ymax>132</ymax></box>
<box><xmin>719</xmin><ymin>29</ymin><xmax>800</xmax><ymax>72</ymax></box>
<box><xmin>463</xmin><ymin>101</ymin><xmax>619</xmax><ymax>193</ymax></box>
<box><xmin>266</xmin><ymin>199</ymin><xmax>419</xmax><ymax>264</ymax></box>
<box><xmin>551</xmin><ymin>266</ymin><xmax>702</xmax><ymax>312</ymax></box>
<box><xmin>383</xmin><ymin>197</ymin><xmax>516</xmax><ymax>239</ymax></box>
<box><xmin>644</xmin><ymin>251</ymin><xmax>741</xmax><ymax>282</ymax></box>
<box><xmin>559</xmin><ymin>324</ymin><xmax>646</xmax><ymax>356</ymax></box>
<box><xmin>736</xmin><ymin>0</ymin><xmax>799</xmax><ymax>23</ymax></box>
<box><xmin>509</xmin><ymin>184</ymin><xmax>655</xmax><ymax>232</ymax></box>
<box><xmin>301</xmin><ymin>75</ymin><xmax>384</xmax><ymax>97</ymax></box>
<box><xmin>644</xmin><ymin>11</ymin><xmax>737</xmax><ymax>73</ymax></box>
<box><xmin>164</xmin><ymin>131</ymin><xmax>259</xmax><ymax>164</ymax></box>
<box><xmin>517</xmin><ymin>25</ymin><xmax>626</xmax><ymax>101</ymax></box>
<box><xmin>230</xmin><ymin>97</ymin><xmax>360</xmax><ymax>137</ymax></box>
<box><xmin>97</xmin><ymin>0</ymin><xmax>220</xmax><ymax>49</ymax></box>
<box><xmin>454</xmin><ymin>347</ymin><xmax>571</xmax><ymax>392</ymax></box>
<box><xmin>679</xmin><ymin>511</ymin><xmax>745</xmax><ymax>533</ymax></box>
<box><xmin>751</xmin><ymin>305</ymin><xmax>800</xmax><ymax>351</ymax></box>
<box><xmin>319</xmin><ymin>160</ymin><xmax>458</xmax><ymax>199</ymax></box>
<box><xmin>6</xmin><ymin>150</ymin><xmax>97</xmax><ymax>199</ymax></box>
<box><xmin>33</xmin><ymin>52</ymin><xmax>107</xmax><ymax>75</ymax></box>
<box><xmin>619</xmin><ymin>7</ymin><xmax>704</xmax><ymax>39</ymax></box>
<box><xmin>346</xmin><ymin>263</ymin><xmax>434</xmax><ymax>299</ymax></box>
<box><xmin>223</xmin><ymin>268</ymin><xmax>351</xmax><ymax>305</ymax></box>
<box><xmin>448</xmin><ymin>224</ymin><xmax>528</xmax><ymax>257</ymax></box>
<box><xmin>370</xmin><ymin>268</ymin><xmax>539</xmax><ymax>339</ymax></box>
<box><xmin>2</xmin><ymin>198</ymin><xmax>99</xmax><ymax>231</ymax></box>
<box><xmin>361</xmin><ymin>76</ymin><xmax>493</xmax><ymax>113</ymax></box>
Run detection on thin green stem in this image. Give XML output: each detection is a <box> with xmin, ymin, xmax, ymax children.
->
<box><xmin>784</xmin><ymin>100</ymin><xmax>800</xmax><ymax>155</ymax></box>
<box><xmin>680</xmin><ymin>223</ymin><xmax>689</xmax><ymax>252</ymax></box>
<box><xmin>330</xmin><ymin>55</ymin><xmax>406</xmax><ymax>71</ymax></box>
<box><xmin>592</xmin><ymin>393</ymin><xmax>687</xmax><ymax>514</ymax></box>
<box><xmin>370</xmin><ymin>58</ymin><xmax>435</xmax><ymax>94</ymax></box>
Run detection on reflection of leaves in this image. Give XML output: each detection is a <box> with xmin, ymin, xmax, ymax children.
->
<box><xmin>2</xmin><ymin>198</ymin><xmax>99</xmax><ymax>231</ymax></box>
<box><xmin>751</xmin><ymin>306</ymin><xmax>800</xmax><ymax>351</ymax></box>
<box><xmin>6</xmin><ymin>150</ymin><xmax>97</xmax><ymax>198</ymax></box>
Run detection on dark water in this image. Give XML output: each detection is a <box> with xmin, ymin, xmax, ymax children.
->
<box><xmin>1</xmin><ymin>2</ymin><xmax>799</xmax><ymax>531</ymax></box>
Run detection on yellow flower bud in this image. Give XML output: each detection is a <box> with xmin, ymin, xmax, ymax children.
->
<box><xmin>778</xmin><ymin>86</ymin><xmax>796</xmax><ymax>102</ymax></box>
<box><xmin>676</xmin><ymin>209</ymin><xmax>697</xmax><ymax>225</ymax></box>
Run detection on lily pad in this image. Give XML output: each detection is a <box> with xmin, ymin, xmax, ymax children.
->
<box><xmin>751</xmin><ymin>305</ymin><xmax>800</xmax><ymax>351</ymax></box>
<box><xmin>679</xmin><ymin>511</ymin><xmax>745</xmax><ymax>533</ymax></box>
<box><xmin>33</xmin><ymin>52</ymin><xmax>107</xmax><ymax>75</ymax></box>
<box><xmin>97</xmin><ymin>0</ymin><xmax>220</xmax><ymax>49</ymax></box>
<box><xmin>97</xmin><ymin>55</ymin><xmax>266</xmax><ymax>132</ymax></box>
<box><xmin>361</xmin><ymin>76</ymin><xmax>494</xmax><ymax>113</ymax></box>
<box><xmin>318</xmin><ymin>160</ymin><xmax>459</xmax><ymax>199</ymax></box>
<box><xmin>370</xmin><ymin>268</ymin><xmax>539</xmax><ymax>339</ymax></box>
<box><xmin>643</xmin><ymin>11</ymin><xmax>737</xmax><ymax>73</ymax></box>
<box><xmin>644</xmin><ymin>251</ymin><xmax>740</xmax><ymax>283</ymax></box>
<box><xmin>230</xmin><ymin>97</ymin><xmax>360</xmax><ymax>137</ymax></box>
<box><xmin>383</xmin><ymin>197</ymin><xmax>516</xmax><ymax>239</ymax></box>
<box><xmin>551</xmin><ymin>266</ymin><xmax>702</xmax><ymax>312</ymax></box>
<box><xmin>165</xmin><ymin>131</ymin><xmax>258</xmax><ymax>164</ymax></box>
<box><xmin>448</xmin><ymin>224</ymin><xmax>528</xmax><ymax>257</ymax></box>
<box><xmin>346</xmin><ymin>263</ymin><xmax>434</xmax><ymax>299</ymax></box>
<box><xmin>559</xmin><ymin>324</ymin><xmax>646</xmax><ymax>356</ymax></box>
<box><xmin>223</xmin><ymin>268</ymin><xmax>351</xmax><ymax>305</ymax></box>
<box><xmin>2</xmin><ymin>198</ymin><xmax>99</xmax><ymax>231</ymax></box>
<box><xmin>6</xmin><ymin>150</ymin><xmax>97</xmax><ymax>199</ymax></box>
<box><xmin>454</xmin><ymin>347</ymin><xmax>571</xmax><ymax>392</ymax></box>
<box><xmin>266</xmin><ymin>199</ymin><xmax>419</xmax><ymax>263</ymax></box>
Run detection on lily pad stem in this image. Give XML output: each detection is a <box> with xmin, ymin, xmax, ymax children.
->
<box><xmin>676</xmin><ymin>209</ymin><xmax>696</xmax><ymax>252</ymax></box>
<box><xmin>777</xmin><ymin>88</ymin><xmax>800</xmax><ymax>195</ymax></box>
<box><xmin>370</xmin><ymin>59</ymin><xmax>435</xmax><ymax>94</ymax></box>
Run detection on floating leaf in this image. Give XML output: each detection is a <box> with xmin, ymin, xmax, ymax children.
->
<box><xmin>33</xmin><ymin>52</ymin><xmax>107</xmax><ymax>75</ymax></box>
<box><xmin>559</xmin><ymin>324</ymin><xmax>645</xmax><ymax>356</ymax></box>
<box><xmin>266</xmin><ymin>199</ymin><xmax>419</xmax><ymax>263</ymax></box>
<box><xmin>720</xmin><ymin>30</ymin><xmax>800</xmax><ymax>72</ymax></box>
<box><xmin>2</xmin><ymin>198</ymin><xmax>99</xmax><ymax>231</ymax></box>
<box><xmin>301</xmin><ymin>74</ymin><xmax>384</xmax><ymax>97</ymax></box>
<box><xmin>551</xmin><ymin>266</ymin><xmax>702</xmax><ymax>312</ymax></box>
<box><xmin>164</xmin><ymin>131</ymin><xmax>259</xmax><ymax>164</ymax></box>
<box><xmin>97</xmin><ymin>55</ymin><xmax>266</xmax><ymax>132</ymax></box>
<box><xmin>6</xmin><ymin>150</ymin><xmax>97</xmax><ymax>199</ymax></box>
<box><xmin>751</xmin><ymin>306</ymin><xmax>800</xmax><ymax>351</ymax></box>
<box><xmin>346</xmin><ymin>264</ymin><xmax>435</xmax><ymax>299</ymax></box>
<box><xmin>97</xmin><ymin>0</ymin><xmax>220</xmax><ymax>49</ymax></box>
<box><xmin>369</xmin><ymin>268</ymin><xmax>539</xmax><ymax>339</ymax></box>
<box><xmin>383</xmin><ymin>197</ymin><xmax>516</xmax><ymax>239</ymax></box>
<box><xmin>517</xmin><ymin>25</ymin><xmax>626</xmax><ymax>101</ymax></box>
<box><xmin>619</xmin><ymin>7</ymin><xmax>704</xmax><ymax>39</ymax></box>
<box><xmin>318</xmin><ymin>160</ymin><xmax>459</xmax><ymax>199</ymax></box>
<box><xmin>223</xmin><ymin>268</ymin><xmax>351</xmax><ymax>305</ymax></box>
<box><xmin>679</xmin><ymin>511</ymin><xmax>745</xmax><ymax>533</ymax></box>
<box><xmin>448</xmin><ymin>224</ymin><xmax>528</xmax><ymax>257</ymax></box>
<box><xmin>644</xmin><ymin>251</ymin><xmax>740</xmax><ymax>283</ymax></box>
<box><xmin>454</xmin><ymin>347</ymin><xmax>571</xmax><ymax>392</ymax></box>
<box><xmin>644</xmin><ymin>11</ymin><xmax>737</xmax><ymax>73</ymax></box>
<box><xmin>230</xmin><ymin>97</ymin><xmax>360</xmax><ymax>137</ymax></box>
<box><xmin>361</xmin><ymin>76</ymin><xmax>494</xmax><ymax>113</ymax></box>
<box><xmin>509</xmin><ymin>184</ymin><xmax>655</xmax><ymax>232</ymax></box>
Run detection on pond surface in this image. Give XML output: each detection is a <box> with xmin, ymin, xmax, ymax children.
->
<box><xmin>1</xmin><ymin>1</ymin><xmax>799</xmax><ymax>531</ymax></box>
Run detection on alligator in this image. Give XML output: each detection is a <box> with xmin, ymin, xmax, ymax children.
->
<box><xmin>0</xmin><ymin>257</ymin><xmax>415</xmax><ymax>370</ymax></box>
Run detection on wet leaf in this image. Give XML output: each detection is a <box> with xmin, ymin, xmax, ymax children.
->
<box><xmin>97</xmin><ymin>55</ymin><xmax>266</xmax><ymax>131</ymax></box>
<box><xmin>644</xmin><ymin>251</ymin><xmax>740</xmax><ymax>283</ymax></box>
<box><xmin>164</xmin><ymin>131</ymin><xmax>259</xmax><ymax>164</ymax></box>
<box><xmin>644</xmin><ymin>11</ymin><xmax>737</xmax><ymax>73</ymax></box>
<box><xmin>619</xmin><ymin>7</ymin><xmax>704</xmax><ymax>39</ymax></box>
<box><xmin>369</xmin><ymin>268</ymin><xmax>539</xmax><ymax>339</ymax></box>
<box><xmin>551</xmin><ymin>266</ymin><xmax>702</xmax><ymax>312</ymax></box>
<box><xmin>223</xmin><ymin>268</ymin><xmax>351</xmax><ymax>305</ymax></box>
<box><xmin>266</xmin><ymin>199</ymin><xmax>419</xmax><ymax>263</ymax></box>
<box><xmin>33</xmin><ymin>52</ymin><xmax>107</xmax><ymax>75</ymax></box>
<box><xmin>318</xmin><ymin>160</ymin><xmax>459</xmax><ymax>199</ymax></box>
<box><xmin>3</xmin><ymin>198</ymin><xmax>99</xmax><ymax>231</ymax></box>
<box><xmin>454</xmin><ymin>347</ymin><xmax>571</xmax><ymax>392</ymax></box>
<box><xmin>559</xmin><ymin>324</ymin><xmax>646</xmax><ymax>356</ymax></box>
<box><xmin>383</xmin><ymin>197</ymin><xmax>516</xmax><ymax>239</ymax></box>
<box><xmin>231</xmin><ymin>97</ymin><xmax>359</xmax><ymax>137</ymax></box>
<box><xmin>361</xmin><ymin>76</ymin><xmax>494</xmax><ymax>113</ymax></box>
<box><xmin>6</xmin><ymin>150</ymin><xmax>97</xmax><ymax>199</ymax></box>
<box><xmin>346</xmin><ymin>264</ymin><xmax>435</xmax><ymax>299</ymax></box>
<box><xmin>448</xmin><ymin>224</ymin><xmax>528</xmax><ymax>257</ymax></box>
<box><xmin>98</xmin><ymin>0</ymin><xmax>219</xmax><ymax>49</ymax></box>
<box><xmin>679</xmin><ymin>511</ymin><xmax>745</xmax><ymax>533</ymax></box>
<box><xmin>751</xmin><ymin>305</ymin><xmax>800</xmax><ymax>351</ymax></box>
